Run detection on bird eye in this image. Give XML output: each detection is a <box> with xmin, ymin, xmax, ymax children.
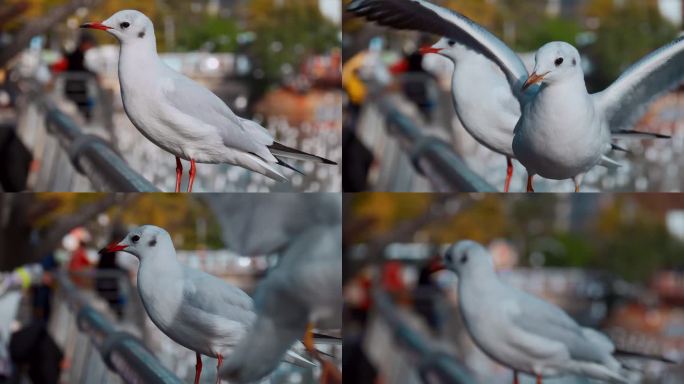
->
<box><xmin>555</xmin><ymin>57</ymin><xmax>564</xmax><ymax>67</ymax></box>
<box><xmin>460</xmin><ymin>254</ymin><xmax>468</xmax><ymax>264</ymax></box>
<box><xmin>447</xmin><ymin>40</ymin><xmax>456</xmax><ymax>47</ymax></box>
<box><xmin>131</xmin><ymin>235</ymin><xmax>140</xmax><ymax>243</ymax></box>
<box><xmin>120</xmin><ymin>22</ymin><xmax>130</xmax><ymax>29</ymax></box>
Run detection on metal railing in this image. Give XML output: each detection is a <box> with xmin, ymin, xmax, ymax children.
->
<box><xmin>372</xmin><ymin>289</ymin><xmax>475</xmax><ymax>384</ymax></box>
<box><xmin>55</xmin><ymin>271</ymin><xmax>182</xmax><ymax>384</ymax></box>
<box><xmin>363</xmin><ymin>81</ymin><xmax>496</xmax><ymax>192</ymax></box>
<box><xmin>35</xmin><ymin>90</ymin><xmax>159</xmax><ymax>192</ymax></box>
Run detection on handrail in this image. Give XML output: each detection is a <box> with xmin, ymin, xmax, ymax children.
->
<box><xmin>372</xmin><ymin>289</ymin><xmax>476</xmax><ymax>384</ymax></box>
<box><xmin>56</xmin><ymin>271</ymin><xmax>182</xmax><ymax>384</ymax></box>
<box><xmin>374</xmin><ymin>97</ymin><xmax>496</xmax><ymax>192</ymax></box>
<box><xmin>27</xmin><ymin>85</ymin><xmax>159</xmax><ymax>192</ymax></box>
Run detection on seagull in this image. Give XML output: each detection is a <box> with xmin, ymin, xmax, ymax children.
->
<box><xmin>420</xmin><ymin>38</ymin><xmax>520</xmax><ymax>192</ymax></box>
<box><xmin>104</xmin><ymin>225</ymin><xmax>311</xmax><ymax>384</ymax></box>
<box><xmin>348</xmin><ymin>0</ymin><xmax>678</xmax><ymax>192</ymax></box>
<box><xmin>220</xmin><ymin>225</ymin><xmax>342</xmax><ymax>383</ymax></box>
<box><xmin>444</xmin><ymin>240</ymin><xmax>674</xmax><ymax>384</ymax></box>
<box><xmin>81</xmin><ymin>10</ymin><xmax>336</xmax><ymax>192</ymax></box>
<box><xmin>439</xmin><ymin>240</ymin><xmax>674</xmax><ymax>383</ymax></box>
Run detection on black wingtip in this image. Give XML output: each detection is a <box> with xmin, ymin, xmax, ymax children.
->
<box><xmin>616</xmin><ymin>129</ymin><xmax>671</xmax><ymax>139</ymax></box>
<box><xmin>614</xmin><ymin>349</ymin><xmax>677</xmax><ymax>364</ymax></box>
<box><xmin>611</xmin><ymin>143</ymin><xmax>632</xmax><ymax>154</ymax></box>
<box><xmin>275</xmin><ymin>156</ymin><xmax>305</xmax><ymax>176</ymax></box>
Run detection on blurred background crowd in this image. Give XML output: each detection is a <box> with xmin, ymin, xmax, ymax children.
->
<box><xmin>0</xmin><ymin>0</ymin><xmax>342</xmax><ymax>192</ymax></box>
<box><xmin>343</xmin><ymin>194</ymin><xmax>684</xmax><ymax>383</ymax></box>
<box><xmin>342</xmin><ymin>0</ymin><xmax>684</xmax><ymax>192</ymax></box>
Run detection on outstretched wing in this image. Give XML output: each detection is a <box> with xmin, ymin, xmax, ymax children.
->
<box><xmin>159</xmin><ymin>66</ymin><xmax>276</xmax><ymax>162</ymax></box>
<box><xmin>594</xmin><ymin>36</ymin><xmax>684</xmax><ymax>132</ymax></box>
<box><xmin>347</xmin><ymin>0</ymin><xmax>530</xmax><ymax>99</ymax></box>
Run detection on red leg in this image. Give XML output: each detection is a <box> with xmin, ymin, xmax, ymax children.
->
<box><xmin>187</xmin><ymin>159</ymin><xmax>197</xmax><ymax>193</ymax></box>
<box><xmin>194</xmin><ymin>352</ymin><xmax>202</xmax><ymax>384</ymax></box>
<box><xmin>526</xmin><ymin>174</ymin><xmax>535</xmax><ymax>192</ymax></box>
<box><xmin>504</xmin><ymin>157</ymin><xmax>513</xmax><ymax>192</ymax></box>
<box><xmin>216</xmin><ymin>355</ymin><xmax>223</xmax><ymax>384</ymax></box>
<box><xmin>512</xmin><ymin>371</ymin><xmax>519</xmax><ymax>384</ymax></box>
<box><xmin>175</xmin><ymin>157</ymin><xmax>183</xmax><ymax>193</ymax></box>
<box><xmin>536</xmin><ymin>374</ymin><xmax>542</xmax><ymax>384</ymax></box>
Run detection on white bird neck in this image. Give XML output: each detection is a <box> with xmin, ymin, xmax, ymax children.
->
<box><xmin>457</xmin><ymin>266</ymin><xmax>504</xmax><ymax>300</ymax></box>
<box><xmin>540</xmin><ymin>71</ymin><xmax>588</xmax><ymax>98</ymax></box>
<box><xmin>138</xmin><ymin>248</ymin><xmax>183</xmax><ymax>278</ymax></box>
<box><xmin>118</xmin><ymin>34</ymin><xmax>161</xmax><ymax>73</ymax></box>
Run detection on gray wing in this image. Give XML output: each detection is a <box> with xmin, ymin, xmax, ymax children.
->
<box><xmin>182</xmin><ymin>267</ymin><xmax>255</xmax><ymax>324</ymax></box>
<box><xmin>219</xmin><ymin>259</ymin><xmax>309</xmax><ymax>383</ymax></box>
<box><xmin>203</xmin><ymin>194</ymin><xmax>342</xmax><ymax>255</ymax></box>
<box><xmin>220</xmin><ymin>226</ymin><xmax>342</xmax><ymax>383</ymax></box>
<box><xmin>508</xmin><ymin>288</ymin><xmax>612</xmax><ymax>364</ymax></box>
<box><xmin>347</xmin><ymin>0</ymin><xmax>530</xmax><ymax>98</ymax></box>
<box><xmin>594</xmin><ymin>36</ymin><xmax>684</xmax><ymax>132</ymax></box>
<box><xmin>160</xmin><ymin>67</ymin><xmax>275</xmax><ymax>161</ymax></box>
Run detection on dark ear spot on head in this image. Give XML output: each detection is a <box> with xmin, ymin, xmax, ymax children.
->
<box><xmin>138</xmin><ymin>30</ymin><xmax>145</xmax><ymax>38</ymax></box>
<box><xmin>572</xmin><ymin>58</ymin><xmax>577</xmax><ymax>66</ymax></box>
<box><xmin>460</xmin><ymin>254</ymin><xmax>468</xmax><ymax>264</ymax></box>
<box><xmin>148</xmin><ymin>237</ymin><xmax>157</xmax><ymax>247</ymax></box>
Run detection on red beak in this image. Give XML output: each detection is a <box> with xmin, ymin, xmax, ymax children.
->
<box><xmin>105</xmin><ymin>241</ymin><xmax>128</xmax><ymax>253</ymax></box>
<box><xmin>80</xmin><ymin>22</ymin><xmax>111</xmax><ymax>31</ymax></box>
<box><xmin>429</xmin><ymin>261</ymin><xmax>447</xmax><ymax>274</ymax></box>
<box><xmin>420</xmin><ymin>46</ymin><xmax>442</xmax><ymax>55</ymax></box>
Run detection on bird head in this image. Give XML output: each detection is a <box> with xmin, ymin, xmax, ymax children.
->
<box><xmin>442</xmin><ymin>240</ymin><xmax>494</xmax><ymax>277</ymax></box>
<box><xmin>103</xmin><ymin>225</ymin><xmax>170</xmax><ymax>259</ymax></box>
<box><xmin>524</xmin><ymin>41</ymin><xmax>582</xmax><ymax>90</ymax></box>
<box><xmin>80</xmin><ymin>10</ymin><xmax>154</xmax><ymax>46</ymax></box>
<box><xmin>420</xmin><ymin>37</ymin><xmax>463</xmax><ymax>61</ymax></box>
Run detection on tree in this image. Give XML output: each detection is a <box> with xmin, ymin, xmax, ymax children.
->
<box><xmin>0</xmin><ymin>194</ymin><xmax>122</xmax><ymax>270</ymax></box>
<box><xmin>0</xmin><ymin>0</ymin><xmax>102</xmax><ymax>68</ymax></box>
<box><xmin>247</xmin><ymin>0</ymin><xmax>339</xmax><ymax>83</ymax></box>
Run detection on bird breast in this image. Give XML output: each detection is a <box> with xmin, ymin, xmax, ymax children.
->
<box><xmin>514</xmin><ymin>85</ymin><xmax>608</xmax><ymax>178</ymax></box>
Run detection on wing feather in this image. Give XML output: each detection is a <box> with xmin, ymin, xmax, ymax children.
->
<box><xmin>160</xmin><ymin>67</ymin><xmax>275</xmax><ymax>161</ymax></box>
<box><xmin>594</xmin><ymin>36</ymin><xmax>684</xmax><ymax>131</ymax></box>
<box><xmin>507</xmin><ymin>289</ymin><xmax>614</xmax><ymax>365</ymax></box>
<box><xmin>348</xmin><ymin>0</ymin><xmax>529</xmax><ymax>98</ymax></box>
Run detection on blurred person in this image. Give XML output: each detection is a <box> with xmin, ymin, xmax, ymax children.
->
<box><xmin>30</xmin><ymin>253</ymin><xmax>58</xmax><ymax>322</ymax></box>
<box><xmin>67</xmin><ymin>239</ymin><xmax>93</xmax><ymax>288</ymax></box>
<box><xmin>413</xmin><ymin>254</ymin><xmax>444</xmax><ymax>334</ymax></box>
<box><xmin>8</xmin><ymin>323</ymin><xmax>62</xmax><ymax>384</ymax></box>
<box><xmin>390</xmin><ymin>49</ymin><xmax>438</xmax><ymax>121</ymax></box>
<box><xmin>51</xmin><ymin>33</ymin><xmax>98</xmax><ymax>121</ymax></box>
<box><xmin>95</xmin><ymin>226</ymin><xmax>129</xmax><ymax>319</ymax></box>
<box><xmin>343</xmin><ymin>267</ymin><xmax>378</xmax><ymax>384</ymax></box>
<box><xmin>382</xmin><ymin>261</ymin><xmax>410</xmax><ymax>306</ymax></box>
<box><xmin>0</xmin><ymin>263</ymin><xmax>62</xmax><ymax>384</ymax></box>
<box><xmin>342</xmin><ymin>51</ymin><xmax>374</xmax><ymax>192</ymax></box>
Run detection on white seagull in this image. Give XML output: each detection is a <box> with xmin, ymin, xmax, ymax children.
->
<box><xmin>439</xmin><ymin>240</ymin><xmax>673</xmax><ymax>383</ymax></box>
<box><xmin>104</xmin><ymin>225</ymin><xmax>310</xmax><ymax>384</ymax></box>
<box><xmin>81</xmin><ymin>10</ymin><xmax>336</xmax><ymax>192</ymax></box>
<box><xmin>348</xmin><ymin>0</ymin><xmax>679</xmax><ymax>192</ymax></box>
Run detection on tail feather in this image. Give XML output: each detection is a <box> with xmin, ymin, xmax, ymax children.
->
<box><xmin>611</xmin><ymin>143</ymin><xmax>631</xmax><ymax>154</ymax></box>
<box><xmin>269</xmin><ymin>142</ymin><xmax>337</xmax><ymax>165</ymax></box>
<box><xmin>599</xmin><ymin>155</ymin><xmax>622</xmax><ymax>170</ymax></box>
<box><xmin>275</xmin><ymin>156</ymin><xmax>305</xmax><ymax>175</ymax></box>
<box><xmin>612</xmin><ymin>129</ymin><xmax>671</xmax><ymax>139</ymax></box>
